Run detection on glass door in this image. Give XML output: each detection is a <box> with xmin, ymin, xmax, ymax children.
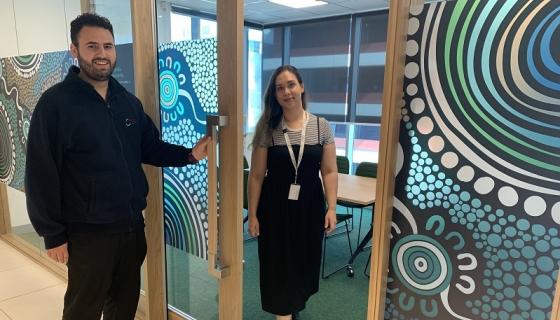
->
<box><xmin>154</xmin><ymin>1</ymin><xmax>244</xmax><ymax>319</ymax></box>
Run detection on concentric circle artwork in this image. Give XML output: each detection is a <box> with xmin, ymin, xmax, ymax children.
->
<box><xmin>158</xmin><ymin>39</ymin><xmax>217</xmax><ymax>258</ymax></box>
<box><xmin>388</xmin><ymin>1</ymin><xmax>560</xmax><ymax>319</ymax></box>
<box><xmin>0</xmin><ymin>51</ymin><xmax>73</xmax><ymax>190</ymax></box>
<box><xmin>0</xmin><ymin>100</ymin><xmax>16</xmax><ymax>184</ymax></box>
<box><xmin>7</xmin><ymin>54</ymin><xmax>43</xmax><ymax>78</ymax></box>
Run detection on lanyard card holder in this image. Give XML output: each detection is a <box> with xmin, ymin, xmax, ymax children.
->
<box><xmin>288</xmin><ymin>183</ymin><xmax>301</xmax><ymax>200</ymax></box>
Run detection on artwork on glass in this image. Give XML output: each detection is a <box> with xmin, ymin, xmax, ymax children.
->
<box><xmin>387</xmin><ymin>1</ymin><xmax>560</xmax><ymax>319</ymax></box>
<box><xmin>158</xmin><ymin>39</ymin><xmax>217</xmax><ymax>259</ymax></box>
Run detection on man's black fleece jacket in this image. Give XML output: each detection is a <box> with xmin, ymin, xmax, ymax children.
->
<box><xmin>25</xmin><ymin>66</ymin><xmax>196</xmax><ymax>249</ymax></box>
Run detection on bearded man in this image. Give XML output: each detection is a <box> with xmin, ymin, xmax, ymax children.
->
<box><xmin>24</xmin><ymin>13</ymin><xmax>210</xmax><ymax>320</ymax></box>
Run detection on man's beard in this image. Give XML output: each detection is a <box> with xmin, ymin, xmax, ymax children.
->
<box><xmin>77</xmin><ymin>54</ymin><xmax>116</xmax><ymax>81</ymax></box>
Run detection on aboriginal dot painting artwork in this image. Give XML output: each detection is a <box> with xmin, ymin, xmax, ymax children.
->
<box><xmin>386</xmin><ymin>1</ymin><xmax>560</xmax><ymax>320</ymax></box>
<box><xmin>0</xmin><ymin>45</ymin><xmax>133</xmax><ymax>192</ymax></box>
<box><xmin>158</xmin><ymin>39</ymin><xmax>217</xmax><ymax>259</ymax></box>
<box><xmin>0</xmin><ymin>52</ymin><xmax>73</xmax><ymax>190</ymax></box>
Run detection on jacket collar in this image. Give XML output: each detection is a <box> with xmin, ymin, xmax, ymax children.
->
<box><xmin>65</xmin><ymin>65</ymin><xmax>126</xmax><ymax>97</ymax></box>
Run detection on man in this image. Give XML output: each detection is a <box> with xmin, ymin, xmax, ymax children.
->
<box><xmin>24</xmin><ymin>13</ymin><xmax>210</xmax><ymax>320</ymax></box>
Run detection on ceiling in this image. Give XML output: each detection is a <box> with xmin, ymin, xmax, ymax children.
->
<box><xmin>164</xmin><ymin>0</ymin><xmax>392</xmax><ymax>25</ymax></box>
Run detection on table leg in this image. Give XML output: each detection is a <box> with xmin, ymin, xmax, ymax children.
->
<box><xmin>344</xmin><ymin>225</ymin><xmax>373</xmax><ymax>277</ymax></box>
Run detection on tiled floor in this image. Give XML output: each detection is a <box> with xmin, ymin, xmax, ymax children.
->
<box><xmin>0</xmin><ymin>239</ymin><xmax>66</xmax><ymax>320</ymax></box>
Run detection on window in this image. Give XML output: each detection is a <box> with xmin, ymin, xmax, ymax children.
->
<box><xmin>289</xmin><ymin>18</ymin><xmax>352</xmax><ymax>122</ymax></box>
<box><xmin>355</xmin><ymin>13</ymin><xmax>388</xmax><ymax>123</ymax></box>
<box><xmin>352</xmin><ymin>123</ymin><xmax>381</xmax><ymax>168</ymax></box>
<box><xmin>331</xmin><ymin>122</ymin><xmax>348</xmax><ymax>156</ymax></box>
<box><xmin>262</xmin><ymin>27</ymin><xmax>283</xmax><ymax>92</ymax></box>
<box><xmin>247</xmin><ymin>28</ymin><xmax>263</xmax><ymax>133</ymax></box>
<box><xmin>260</xmin><ymin>12</ymin><xmax>389</xmax><ymax>166</ymax></box>
<box><xmin>170</xmin><ymin>12</ymin><xmax>192</xmax><ymax>42</ymax></box>
<box><xmin>199</xmin><ymin>18</ymin><xmax>217</xmax><ymax>39</ymax></box>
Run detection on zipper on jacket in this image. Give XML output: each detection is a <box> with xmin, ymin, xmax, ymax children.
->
<box><xmin>106</xmin><ymin>101</ymin><xmax>136</xmax><ymax>232</ymax></box>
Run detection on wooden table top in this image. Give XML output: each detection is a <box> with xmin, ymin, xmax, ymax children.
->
<box><xmin>337</xmin><ymin>173</ymin><xmax>376</xmax><ymax>206</ymax></box>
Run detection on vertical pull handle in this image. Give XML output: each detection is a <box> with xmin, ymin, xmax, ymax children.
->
<box><xmin>206</xmin><ymin>115</ymin><xmax>229</xmax><ymax>279</ymax></box>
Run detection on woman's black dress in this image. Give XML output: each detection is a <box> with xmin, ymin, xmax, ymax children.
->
<box><xmin>257</xmin><ymin>115</ymin><xmax>331</xmax><ymax>315</ymax></box>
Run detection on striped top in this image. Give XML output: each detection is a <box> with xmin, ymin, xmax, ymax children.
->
<box><xmin>257</xmin><ymin>113</ymin><xmax>334</xmax><ymax>148</ymax></box>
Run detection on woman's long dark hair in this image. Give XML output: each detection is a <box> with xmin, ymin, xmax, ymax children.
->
<box><xmin>252</xmin><ymin>65</ymin><xmax>307</xmax><ymax>148</ymax></box>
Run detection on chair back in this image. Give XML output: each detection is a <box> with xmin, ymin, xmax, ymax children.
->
<box><xmin>243</xmin><ymin>169</ymin><xmax>249</xmax><ymax>210</ymax></box>
<box><xmin>336</xmin><ymin>155</ymin><xmax>350</xmax><ymax>174</ymax></box>
<box><xmin>355</xmin><ymin>161</ymin><xmax>377</xmax><ymax>178</ymax></box>
<box><xmin>243</xmin><ymin>155</ymin><xmax>249</xmax><ymax>170</ymax></box>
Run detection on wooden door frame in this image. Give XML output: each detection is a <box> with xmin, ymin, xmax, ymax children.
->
<box><xmin>130</xmin><ymin>0</ymin><xmax>244</xmax><ymax>319</ymax></box>
<box><xmin>216</xmin><ymin>0</ymin><xmax>244</xmax><ymax>319</ymax></box>
<box><xmin>130</xmin><ymin>1</ymin><xmax>166</xmax><ymax>319</ymax></box>
<box><xmin>366</xmin><ymin>0</ymin><xmax>411</xmax><ymax>317</ymax></box>
<box><xmin>0</xmin><ymin>184</ymin><xmax>11</xmax><ymax>235</ymax></box>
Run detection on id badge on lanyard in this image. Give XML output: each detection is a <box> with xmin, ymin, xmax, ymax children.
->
<box><xmin>288</xmin><ymin>184</ymin><xmax>301</xmax><ymax>200</ymax></box>
<box><xmin>284</xmin><ymin>112</ymin><xmax>308</xmax><ymax>201</ymax></box>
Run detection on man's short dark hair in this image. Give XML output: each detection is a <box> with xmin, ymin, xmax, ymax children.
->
<box><xmin>70</xmin><ymin>13</ymin><xmax>114</xmax><ymax>45</ymax></box>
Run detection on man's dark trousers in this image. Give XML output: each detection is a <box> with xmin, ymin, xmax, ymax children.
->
<box><xmin>62</xmin><ymin>230</ymin><xmax>147</xmax><ymax>320</ymax></box>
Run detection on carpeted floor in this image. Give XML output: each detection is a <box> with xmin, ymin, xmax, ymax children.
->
<box><xmin>241</xmin><ymin>207</ymin><xmax>373</xmax><ymax>320</ymax></box>
<box><xmin>166</xmin><ymin>206</ymin><xmax>373</xmax><ymax>320</ymax></box>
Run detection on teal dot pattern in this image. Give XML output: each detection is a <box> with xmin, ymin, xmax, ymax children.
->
<box><xmin>386</xmin><ymin>1</ymin><xmax>560</xmax><ymax>319</ymax></box>
<box><xmin>158</xmin><ymin>39</ymin><xmax>217</xmax><ymax>258</ymax></box>
<box><xmin>0</xmin><ymin>51</ymin><xmax>74</xmax><ymax>190</ymax></box>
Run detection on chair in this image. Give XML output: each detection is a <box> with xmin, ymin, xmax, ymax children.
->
<box><xmin>243</xmin><ymin>155</ymin><xmax>249</xmax><ymax>216</ymax></box>
<box><xmin>242</xmin><ymin>156</ymin><xmax>254</xmax><ymax>240</ymax></box>
<box><xmin>336</xmin><ymin>155</ymin><xmax>350</xmax><ymax>174</ymax></box>
<box><xmin>338</xmin><ymin>161</ymin><xmax>377</xmax><ymax>247</ymax></box>
<box><xmin>335</xmin><ymin>155</ymin><xmax>354</xmax><ymax>231</ymax></box>
<box><xmin>321</xmin><ymin>212</ymin><xmax>353</xmax><ymax>279</ymax></box>
<box><xmin>320</xmin><ymin>156</ymin><xmax>354</xmax><ymax>278</ymax></box>
<box><xmin>243</xmin><ymin>169</ymin><xmax>249</xmax><ymax>214</ymax></box>
<box><xmin>243</xmin><ymin>154</ymin><xmax>249</xmax><ymax>170</ymax></box>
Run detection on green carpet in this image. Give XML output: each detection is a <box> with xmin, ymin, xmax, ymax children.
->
<box><xmin>242</xmin><ymin>207</ymin><xmax>372</xmax><ymax>320</ymax></box>
<box><xmin>167</xmin><ymin>206</ymin><xmax>373</xmax><ymax>320</ymax></box>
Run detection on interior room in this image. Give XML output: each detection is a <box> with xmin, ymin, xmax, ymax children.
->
<box><xmin>1</xmin><ymin>0</ymin><xmax>559</xmax><ymax>320</ymax></box>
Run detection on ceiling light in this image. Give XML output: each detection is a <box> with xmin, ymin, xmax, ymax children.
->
<box><xmin>269</xmin><ymin>0</ymin><xmax>327</xmax><ymax>9</ymax></box>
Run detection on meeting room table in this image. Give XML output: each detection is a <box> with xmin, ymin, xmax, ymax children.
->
<box><xmin>337</xmin><ymin>173</ymin><xmax>377</xmax><ymax>277</ymax></box>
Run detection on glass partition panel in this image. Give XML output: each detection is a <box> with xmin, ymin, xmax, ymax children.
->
<box><xmin>157</xmin><ymin>5</ymin><xmax>219</xmax><ymax>319</ymax></box>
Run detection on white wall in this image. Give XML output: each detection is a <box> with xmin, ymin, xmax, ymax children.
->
<box><xmin>7</xmin><ymin>187</ymin><xmax>29</xmax><ymax>227</ymax></box>
<box><xmin>0</xmin><ymin>0</ymin><xmax>81</xmax><ymax>228</ymax></box>
<box><xmin>0</xmin><ymin>0</ymin><xmax>81</xmax><ymax>58</ymax></box>
<box><xmin>0</xmin><ymin>0</ymin><xmax>18</xmax><ymax>58</ymax></box>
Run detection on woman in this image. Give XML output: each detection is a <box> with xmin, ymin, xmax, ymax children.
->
<box><xmin>248</xmin><ymin>65</ymin><xmax>338</xmax><ymax>320</ymax></box>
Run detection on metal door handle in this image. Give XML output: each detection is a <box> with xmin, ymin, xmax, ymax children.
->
<box><xmin>206</xmin><ymin>115</ymin><xmax>230</xmax><ymax>279</ymax></box>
